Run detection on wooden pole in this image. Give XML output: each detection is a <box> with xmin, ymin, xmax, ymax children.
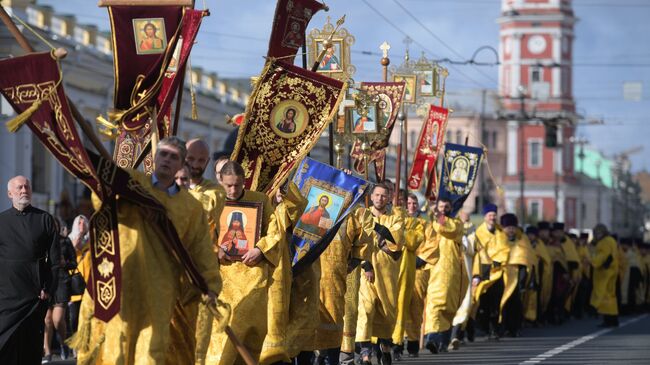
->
<box><xmin>393</xmin><ymin>110</ymin><xmax>404</xmax><ymax>206</ymax></box>
<box><xmin>0</xmin><ymin>5</ymin><xmax>112</xmax><ymax>161</ymax></box>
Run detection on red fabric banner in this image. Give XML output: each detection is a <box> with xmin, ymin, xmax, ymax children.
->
<box><xmin>350</xmin><ymin>81</ymin><xmax>405</xmax><ymax>181</ymax></box>
<box><xmin>267</xmin><ymin>0</ymin><xmax>325</xmax><ymax>61</ymax></box>
<box><xmin>0</xmin><ymin>52</ymin><xmax>121</xmax><ymax>322</ymax></box>
<box><xmin>407</xmin><ymin>104</ymin><xmax>449</xmax><ymax>190</ymax></box>
<box><xmin>232</xmin><ymin>60</ymin><xmax>345</xmax><ymax>195</ymax></box>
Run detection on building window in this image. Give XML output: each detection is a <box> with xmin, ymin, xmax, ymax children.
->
<box><xmin>492</xmin><ymin>131</ymin><xmax>498</xmax><ymax>149</ymax></box>
<box><xmin>531</xmin><ymin>67</ymin><xmax>541</xmax><ymax>83</ymax></box>
<box><xmin>529</xmin><ymin>200</ymin><xmax>542</xmax><ymax>221</ymax></box>
<box><xmin>446</xmin><ymin>130</ymin><xmax>452</xmax><ymax>144</ymax></box>
<box><xmin>528</xmin><ymin>139</ymin><xmax>542</xmax><ymax>168</ymax></box>
<box><xmin>456</xmin><ymin>130</ymin><xmax>463</xmax><ymax>144</ymax></box>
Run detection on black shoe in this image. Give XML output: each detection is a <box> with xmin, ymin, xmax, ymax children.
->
<box><xmin>449</xmin><ymin>338</ymin><xmax>460</xmax><ymax>351</ymax></box>
<box><xmin>392</xmin><ymin>351</ymin><xmax>402</xmax><ymax>362</ymax></box>
<box><xmin>380</xmin><ymin>352</ymin><xmax>392</xmax><ymax>365</ymax></box>
<box><xmin>41</xmin><ymin>354</ymin><xmax>52</xmax><ymax>364</ymax></box>
<box><xmin>407</xmin><ymin>353</ymin><xmax>419</xmax><ymax>358</ymax></box>
<box><xmin>425</xmin><ymin>341</ymin><xmax>438</xmax><ymax>354</ymax></box>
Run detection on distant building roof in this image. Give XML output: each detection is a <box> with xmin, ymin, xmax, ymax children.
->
<box><xmin>577</xmin><ymin>147</ymin><xmax>614</xmax><ymax>188</ymax></box>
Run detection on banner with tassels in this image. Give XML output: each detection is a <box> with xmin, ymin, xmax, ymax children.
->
<box><xmin>407</xmin><ymin>104</ymin><xmax>448</xmax><ymax>190</ymax></box>
<box><xmin>350</xmin><ymin>81</ymin><xmax>405</xmax><ymax>182</ymax></box>
<box><xmin>104</xmin><ymin>6</ymin><xmax>205</xmax><ymax>171</ymax></box>
<box><xmin>290</xmin><ymin>157</ymin><xmax>369</xmax><ymax>276</ymax></box>
<box><xmin>437</xmin><ymin>142</ymin><xmax>485</xmax><ymax>217</ymax></box>
<box><xmin>0</xmin><ymin>51</ymin><xmax>122</xmax><ymax>322</ymax></box>
<box><xmin>231</xmin><ymin>60</ymin><xmax>346</xmax><ymax>195</ymax></box>
<box><xmin>267</xmin><ymin>0</ymin><xmax>325</xmax><ymax>61</ymax></box>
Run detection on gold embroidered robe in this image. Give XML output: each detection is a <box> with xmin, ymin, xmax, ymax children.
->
<box><xmin>590</xmin><ymin>236</ymin><xmax>619</xmax><ymax>316</ymax></box>
<box><xmin>73</xmin><ymin>170</ymin><xmax>221</xmax><ymax>365</ymax></box>
<box><xmin>533</xmin><ymin>239</ymin><xmax>553</xmax><ymax>316</ymax></box>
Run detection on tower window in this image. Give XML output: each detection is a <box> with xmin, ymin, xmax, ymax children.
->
<box><xmin>531</xmin><ymin>68</ymin><xmax>541</xmax><ymax>83</ymax></box>
<box><xmin>528</xmin><ymin>139</ymin><xmax>543</xmax><ymax>168</ymax></box>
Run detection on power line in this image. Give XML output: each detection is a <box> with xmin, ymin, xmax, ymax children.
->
<box><xmin>360</xmin><ymin>0</ymin><xmax>492</xmax><ymax>89</ymax></box>
<box><xmin>391</xmin><ymin>0</ymin><xmax>498</xmax><ymax>84</ymax></box>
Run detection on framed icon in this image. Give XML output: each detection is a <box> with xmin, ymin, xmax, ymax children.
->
<box><xmin>393</xmin><ymin>74</ymin><xmax>417</xmax><ymax>103</ymax></box>
<box><xmin>416</xmin><ymin>69</ymin><xmax>436</xmax><ymax>96</ymax></box>
<box><xmin>132</xmin><ymin>18</ymin><xmax>167</xmax><ymax>55</ymax></box>
<box><xmin>218</xmin><ymin>201</ymin><xmax>263</xmax><ymax>260</ymax></box>
<box><xmin>346</xmin><ymin>105</ymin><xmax>379</xmax><ymax>134</ymax></box>
<box><xmin>270</xmin><ymin>99</ymin><xmax>310</xmax><ymax>139</ymax></box>
<box><xmin>313</xmin><ymin>38</ymin><xmax>345</xmax><ymax>74</ymax></box>
<box><xmin>294</xmin><ymin>178</ymin><xmax>349</xmax><ymax>242</ymax></box>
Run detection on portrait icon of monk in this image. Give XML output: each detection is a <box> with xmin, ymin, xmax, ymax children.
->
<box><xmin>297</xmin><ymin>194</ymin><xmax>332</xmax><ymax>236</ymax></box>
<box><xmin>139</xmin><ymin>22</ymin><xmax>164</xmax><ymax>52</ymax></box>
<box><xmin>221</xmin><ymin>211</ymin><xmax>248</xmax><ymax>256</ymax></box>
<box><xmin>276</xmin><ymin>107</ymin><xmax>298</xmax><ymax>134</ymax></box>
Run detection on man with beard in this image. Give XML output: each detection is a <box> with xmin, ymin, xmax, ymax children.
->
<box><xmin>0</xmin><ymin>176</ymin><xmax>59</xmax><ymax>365</ymax></box>
<box><xmin>355</xmin><ymin>183</ymin><xmax>404</xmax><ymax>365</ymax></box>
<box><xmin>185</xmin><ymin>138</ymin><xmax>226</xmax><ymax>364</ymax></box>
<box><xmin>423</xmin><ymin>198</ymin><xmax>467</xmax><ymax>354</ymax></box>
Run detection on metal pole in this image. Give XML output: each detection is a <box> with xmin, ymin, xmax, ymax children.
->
<box><xmin>518</xmin><ymin>94</ymin><xmax>526</xmax><ymax>222</ymax></box>
<box><xmin>403</xmin><ymin>112</ymin><xmax>408</xmax><ymax>200</ymax></box>
<box><xmin>478</xmin><ymin>89</ymin><xmax>486</xmax><ymax>213</ymax></box>
<box><xmin>393</xmin><ymin>112</ymin><xmax>405</xmax><ymax>206</ymax></box>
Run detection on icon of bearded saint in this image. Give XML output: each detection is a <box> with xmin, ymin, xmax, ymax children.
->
<box><xmin>297</xmin><ymin>194</ymin><xmax>331</xmax><ymax>236</ymax></box>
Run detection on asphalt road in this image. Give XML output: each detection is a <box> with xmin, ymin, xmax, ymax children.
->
<box><xmin>50</xmin><ymin>313</ymin><xmax>650</xmax><ymax>365</ymax></box>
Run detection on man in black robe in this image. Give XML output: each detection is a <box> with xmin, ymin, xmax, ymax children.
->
<box><xmin>0</xmin><ymin>176</ymin><xmax>59</xmax><ymax>365</ymax></box>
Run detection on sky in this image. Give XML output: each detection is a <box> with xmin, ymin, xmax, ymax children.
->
<box><xmin>38</xmin><ymin>0</ymin><xmax>650</xmax><ymax>172</ymax></box>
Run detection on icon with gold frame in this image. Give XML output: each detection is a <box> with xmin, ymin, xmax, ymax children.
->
<box><xmin>346</xmin><ymin>104</ymin><xmax>379</xmax><ymax>134</ymax></box>
<box><xmin>308</xmin><ymin>16</ymin><xmax>355</xmax><ymax>81</ymax></box>
<box><xmin>218</xmin><ymin>201</ymin><xmax>263</xmax><ymax>260</ymax></box>
<box><xmin>392</xmin><ymin>74</ymin><xmax>417</xmax><ymax>103</ymax></box>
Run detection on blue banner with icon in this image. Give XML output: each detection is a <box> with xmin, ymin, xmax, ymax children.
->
<box><xmin>437</xmin><ymin>143</ymin><xmax>484</xmax><ymax>217</ymax></box>
<box><xmin>291</xmin><ymin>157</ymin><xmax>369</xmax><ymax>276</ymax></box>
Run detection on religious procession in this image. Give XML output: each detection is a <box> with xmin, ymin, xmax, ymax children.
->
<box><xmin>1</xmin><ymin>0</ymin><xmax>649</xmax><ymax>365</ymax></box>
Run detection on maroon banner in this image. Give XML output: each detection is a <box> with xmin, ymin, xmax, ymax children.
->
<box><xmin>0</xmin><ymin>52</ymin><xmax>122</xmax><ymax>321</ymax></box>
<box><xmin>108</xmin><ymin>6</ymin><xmax>201</xmax><ymax>170</ymax></box>
<box><xmin>350</xmin><ymin>81</ymin><xmax>405</xmax><ymax>181</ymax></box>
<box><xmin>267</xmin><ymin>0</ymin><xmax>325</xmax><ymax>61</ymax></box>
<box><xmin>407</xmin><ymin>105</ymin><xmax>448</xmax><ymax>190</ymax></box>
<box><xmin>232</xmin><ymin>60</ymin><xmax>345</xmax><ymax>195</ymax></box>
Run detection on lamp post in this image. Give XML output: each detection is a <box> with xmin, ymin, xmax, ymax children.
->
<box><xmin>516</xmin><ymin>85</ymin><xmax>527</xmax><ymax>223</ymax></box>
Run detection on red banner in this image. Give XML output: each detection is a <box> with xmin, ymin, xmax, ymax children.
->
<box><xmin>0</xmin><ymin>52</ymin><xmax>121</xmax><ymax>322</ymax></box>
<box><xmin>267</xmin><ymin>0</ymin><xmax>325</xmax><ymax>61</ymax></box>
<box><xmin>407</xmin><ymin>104</ymin><xmax>449</xmax><ymax>190</ymax></box>
<box><xmin>108</xmin><ymin>7</ymin><xmax>205</xmax><ymax>170</ymax></box>
<box><xmin>350</xmin><ymin>82</ymin><xmax>405</xmax><ymax>181</ymax></box>
<box><xmin>232</xmin><ymin>60</ymin><xmax>345</xmax><ymax>195</ymax></box>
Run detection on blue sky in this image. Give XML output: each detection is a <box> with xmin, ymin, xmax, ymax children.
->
<box><xmin>38</xmin><ymin>0</ymin><xmax>650</xmax><ymax>172</ymax></box>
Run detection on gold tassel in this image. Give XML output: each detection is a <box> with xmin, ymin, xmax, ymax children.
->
<box><xmin>191</xmin><ymin>91</ymin><xmax>198</xmax><ymax>120</ymax></box>
<box><xmin>5</xmin><ymin>98</ymin><xmax>44</xmax><ymax>132</ymax></box>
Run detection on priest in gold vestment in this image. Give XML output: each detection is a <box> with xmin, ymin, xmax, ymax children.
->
<box><xmin>423</xmin><ymin>198</ymin><xmax>467</xmax><ymax>354</ymax></box>
<box><xmin>525</xmin><ymin>225</ymin><xmax>553</xmax><ymax>324</ymax></box>
<box><xmin>449</xmin><ymin>211</ymin><xmax>477</xmax><ymax>350</ymax></box>
<box><xmin>205</xmin><ymin>161</ymin><xmax>277</xmax><ymax>365</ymax></box>
<box><xmin>391</xmin><ymin>194</ymin><xmax>426</xmax><ymax>355</ymax></box>
<box><xmin>314</xmin><ymin>208</ymin><xmax>373</xmax><ymax>365</ymax></box>
<box><xmin>590</xmin><ymin>224</ymin><xmax>619</xmax><ymax>327</ymax></box>
<box><xmin>355</xmin><ymin>183</ymin><xmax>404</xmax><ymax>365</ymax></box>
<box><xmin>72</xmin><ymin>137</ymin><xmax>221</xmax><ymax>365</ymax></box>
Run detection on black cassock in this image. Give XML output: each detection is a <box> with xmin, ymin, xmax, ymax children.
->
<box><xmin>0</xmin><ymin>205</ymin><xmax>59</xmax><ymax>365</ymax></box>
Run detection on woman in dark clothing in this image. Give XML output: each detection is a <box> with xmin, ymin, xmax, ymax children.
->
<box><xmin>43</xmin><ymin>218</ymin><xmax>78</xmax><ymax>362</ymax></box>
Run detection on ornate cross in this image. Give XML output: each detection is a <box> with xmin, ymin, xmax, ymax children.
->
<box><xmin>380</xmin><ymin>41</ymin><xmax>391</xmax><ymax>58</ymax></box>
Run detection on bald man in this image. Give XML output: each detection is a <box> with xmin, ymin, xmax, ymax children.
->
<box><xmin>0</xmin><ymin>176</ymin><xmax>59</xmax><ymax>364</ymax></box>
<box><xmin>185</xmin><ymin>139</ymin><xmax>227</xmax><ymax>364</ymax></box>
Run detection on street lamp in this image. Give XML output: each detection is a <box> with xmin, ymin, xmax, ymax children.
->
<box><xmin>516</xmin><ymin>85</ymin><xmax>528</xmax><ymax>223</ymax></box>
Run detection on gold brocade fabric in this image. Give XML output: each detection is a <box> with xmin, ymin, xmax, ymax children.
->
<box><xmin>424</xmin><ymin>216</ymin><xmax>467</xmax><ymax>334</ymax></box>
<box><xmin>471</xmin><ymin>224</ymin><xmax>505</xmax><ymax>316</ymax></box>
<box><xmin>286</xmin><ymin>263</ymin><xmax>321</xmax><ymax>356</ymax></box>
<box><xmin>391</xmin><ymin>215</ymin><xmax>425</xmax><ymax>344</ymax></box>
<box><xmin>562</xmin><ymin>237</ymin><xmax>582</xmax><ymax>311</ymax></box>
<box><xmin>189</xmin><ymin>179</ymin><xmax>226</xmax><ymax>365</ymax></box>
<box><xmin>341</xmin><ymin>266</ymin><xmax>361</xmax><ymax>353</ymax></box>
<box><xmin>356</xmin><ymin>208</ymin><xmax>405</xmax><ymax>341</ymax></box>
<box><xmin>578</xmin><ymin>245</ymin><xmax>593</xmax><ymax>280</ymax></box>
<box><xmin>498</xmin><ymin>231</ymin><xmax>536</xmax><ymax>322</ymax></box>
<box><xmin>205</xmin><ymin>190</ymin><xmax>276</xmax><ymax>365</ymax></box>
<box><xmin>415</xmin><ymin>220</ymin><xmax>439</xmax><ymax>265</ymax></box>
<box><xmin>73</xmin><ymin>170</ymin><xmax>221</xmax><ymax>365</ymax></box>
<box><xmin>534</xmin><ymin>240</ymin><xmax>553</xmax><ymax>316</ymax></box>
<box><xmin>260</xmin><ymin>183</ymin><xmax>308</xmax><ymax>364</ymax></box>
<box><xmin>590</xmin><ymin>236</ymin><xmax>619</xmax><ymax>315</ymax></box>
<box><xmin>452</xmin><ymin>223</ymin><xmax>477</xmax><ymax>328</ymax></box>
<box><xmin>405</xmin><ymin>267</ymin><xmax>430</xmax><ymax>341</ymax></box>
<box><xmin>314</xmin><ymin>209</ymin><xmax>373</xmax><ymax>351</ymax></box>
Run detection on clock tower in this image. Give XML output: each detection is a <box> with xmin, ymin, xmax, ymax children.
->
<box><xmin>497</xmin><ymin>0</ymin><xmax>580</xmax><ymax>227</ymax></box>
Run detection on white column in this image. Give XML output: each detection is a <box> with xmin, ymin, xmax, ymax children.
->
<box><xmin>507</xmin><ymin>120</ymin><xmax>518</xmax><ymax>175</ymax></box>
<box><xmin>552</xmin><ymin>34</ymin><xmax>561</xmax><ymax>97</ymax></box>
<box><xmin>511</xmin><ymin>33</ymin><xmax>522</xmax><ymax>98</ymax></box>
<box><xmin>555</xmin><ymin>149</ymin><xmax>565</xmax><ymax>221</ymax></box>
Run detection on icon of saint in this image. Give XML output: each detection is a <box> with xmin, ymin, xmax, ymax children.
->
<box><xmin>450</xmin><ymin>158</ymin><xmax>469</xmax><ymax>183</ymax></box>
<box><xmin>139</xmin><ymin>22</ymin><xmax>164</xmax><ymax>52</ymax></box>
<box><xmin>297</xmin><ymin>195</ymin><xmax>332</xmax><ymax>236</ymax></box>
<box><xmin>319</xmin><ymin>44</ymin><xmax>340</xmax><ymax>71</ymax></box>
<box><xmin>276</xmin><ymin>107</ymin><xmax>298</xmax><ymax>134</ymax></box>
<box><xmin>221</xmin><ymin>212</ymin><xmax>247</xmax><ymax>256</ymax></box>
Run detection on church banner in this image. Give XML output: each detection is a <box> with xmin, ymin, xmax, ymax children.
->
<box><xmin>108</xmin><ymin>6</ymin><xmax>205</xmax><ymax>171</ymax></box>
<box><xmin>291</xmin><ymin>157</ymin><xmax>369</xmax><ymax>276</ymax></box>
<box><xmin>0</xmin><ymin>52</ymin><xmax>121</xmax><ymax>321</ymax></box>
<box><xmin>407</xmin><ymin>104</ymin><xmax>448</xmax><ymax>190</ymax></box>
<box><xmin>350</xmin><ymin>81</ymin><xmax>405</xmax><ymax>181</ymax></box>
<box><xmin>231</xmin><ymin>60</ymin><xmax>346</xmax><ymax>194</ymax></box>
<box><xmin>267</xmin><ymin>0</ymin><xmax>325</xmax><ymax>61</ymax></box>
<box><xmin>437</xmin><ymin>143</ymin><xmax>484</xmax><ymax>217</ymax></box>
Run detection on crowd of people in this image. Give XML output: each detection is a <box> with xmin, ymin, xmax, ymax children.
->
<box><xmin>1</xmin><ymin>136</ymin><xmax>649</xmax><ymax>365</ymax></box>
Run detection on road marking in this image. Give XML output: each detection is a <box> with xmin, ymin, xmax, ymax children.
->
<box><xmin>519</xmin><ymin>314</ymin><xmax>647</xmax><ymax>364</ymax></box>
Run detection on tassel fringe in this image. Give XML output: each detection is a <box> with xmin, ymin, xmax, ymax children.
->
<box><xmin>5</xmin><ymin>98</ymin><xmax>44</xmax><ymax>132</ymax></box>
